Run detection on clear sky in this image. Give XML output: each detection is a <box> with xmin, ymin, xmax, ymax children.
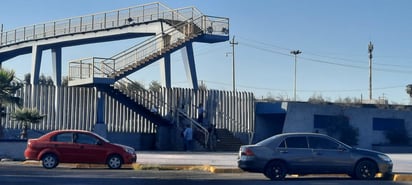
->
<box><xmin>1</xmin><ymin>0</ymin><xmax>412</xmax><ymax>104</ymax></box>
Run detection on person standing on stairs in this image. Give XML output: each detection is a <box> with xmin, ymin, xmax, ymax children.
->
<box><xmin>183</xmin><ymin>124</ymin><xmax>193</xmax><ymax>151</ymax></box>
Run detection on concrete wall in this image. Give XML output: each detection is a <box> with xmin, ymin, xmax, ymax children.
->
<box><xmin>0</xmin><ymin>140</ymin><xmax>27</xmax><ymax>160</ymax></box>
<box><xmin>107</xmin><ymin>132</ymin><xmax>156</xmax><ymax>151</ymax></box>
<box><xmin>282</xmin><ymin>102</ymin><xmax>412</xmax><ymax>149</ymax></box>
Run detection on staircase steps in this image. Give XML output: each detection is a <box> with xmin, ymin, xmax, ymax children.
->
<box><xmin>97</xmin><ymin>85</ymin><xmax>171</xmax><ymax>127</ymax></box>
<box><xmin>213</xmin><ymin>129</ymin><xmax>243</xmax><ymax>152</ymax></box>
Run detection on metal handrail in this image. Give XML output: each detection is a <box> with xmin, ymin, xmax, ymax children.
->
<box><xmin>110</xmin><ymin>15</ymin><xmax>229</xmax><ymax>73</ymax></box>
<box><xmin>66</xmin><ymin>12</ymin><xmax>228</xmax><ymax>148</ymax></box>
<box><xmin>0</xmin><ymin>3</ymin><xmax>194</xmax><ymax>47</ymax></box>
<box><xmin>216</xmin><ymin>111</ymin><xmax>254</xmax><ymax>144</ymax></box>
<box><xmin>68</xmin><ymin>14</ymin><xmax>229</xmax><ymax>81</ymax></box>
<box><xmin>113</xmin><ymin>80</ymin><xmax>210</xmax><ymax>147</ymax></box>
<box><xmin>68</xmin><ymin>18</ymin><xmax>192</xmax><ymax>80</ymax></box>
<box><xmin>176</xmin><ymin>109</ymin><xmax>209</xmax><ymax>146</ymax></box>
<box><xmin>80</xmin><ymin>57</ymin><xmax>211</xmax><ymax>147</ymax></box>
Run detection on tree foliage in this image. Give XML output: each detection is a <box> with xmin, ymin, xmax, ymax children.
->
<box><xmin>308</xmin><ymin>93</ymin><xmax>327</xmax><ymax>103</ymax></box>
<box><xmin>0</xmin><ymin>69</ymin><xmax>22</xmax><ymax>106</ymax></box>
<box><xmin>199</xmin><ymin>81</ymin><xmax>207</xmax><ymax>91</ymax></box>
<box><xmin>406</xmin><ymin>84</ymin><xmax>412</xmax><ymax>98</ymax></box>
<box><xmin>24</xmin><ymin>73</ymin><xmax>54</xmax><ymax>85</ymax></box>
<box><xmin>149</xmin><ymin>81</ymin><xmax>162</xmax><ymax>92</ymax></box>
<box><xmin>0</xmin><ymin>68</ymin><xmax>23</xmax><ymax>138</ymax></box>
<box><xmin>11</xmin><ymin>108</ymin><xmax>46</xmax><ymax>139</ymax></box>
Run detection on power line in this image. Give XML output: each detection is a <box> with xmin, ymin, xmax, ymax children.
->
<box><xmin>200</xmin><ymin>80</ymin><xmax>405</xmax><ymax>94</ymax></box>
<box><xmin>240</xmin><ymin>40</ymin><xmax>412</xmax><ymax>74</ymax></box>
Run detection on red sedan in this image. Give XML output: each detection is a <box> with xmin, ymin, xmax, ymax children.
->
<box><xmin>24</xmin><ymin>130</ymin><xmax>136</xmax><ymax>169</ymax></box>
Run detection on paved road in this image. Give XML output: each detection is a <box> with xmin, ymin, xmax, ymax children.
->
<box><xmin>136</xmin><ymin>152</ymin><xmax>412</xmax><ymax>173</ymax></box>
<box><xmin>0</xmin><ymin>165</ymin><xmax>410</xmax><ymax>185</ymax></box>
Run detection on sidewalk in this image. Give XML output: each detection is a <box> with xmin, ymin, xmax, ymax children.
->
<box><xmin>135</xmin><ymin>151</ymin><xmax>241</xmax><ymax>173</ymax></box>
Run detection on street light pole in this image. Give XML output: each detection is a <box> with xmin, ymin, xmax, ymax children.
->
<box><xmin>368</xmin><ymin>41</ymin><xmax>374</xmax><ymax>100</ymax></box>
<box><xmin>290</xmin><ymin>50</ymin><xmax>302</xmax><ymax>101</ymax></box>
<box><xmin>229</xmin><ymin>36</ymin><xmax>238</xmax><ymax>92</ymax></box>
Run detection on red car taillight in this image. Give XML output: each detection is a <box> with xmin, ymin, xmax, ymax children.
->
<box><xmin>242</xmin><ymin>148</ymin><xmax>254</xmax><ymax>156</ymax></box>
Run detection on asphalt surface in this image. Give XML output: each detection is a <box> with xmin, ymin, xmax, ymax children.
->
<box><xmin>124</xmin><ymin>152</ymin><xmax>412</xmax><ymax>181</ymax></box>
<box><xmin>1</xmin><ymin>152</ymin><xmax>412</xmax><ymax>181</ymax></box>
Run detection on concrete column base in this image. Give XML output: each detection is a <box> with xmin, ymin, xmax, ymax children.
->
<box><xmin>156</xmin><ymin>125</ymin><xmax>172</xmax><ymax>150</ymax></box>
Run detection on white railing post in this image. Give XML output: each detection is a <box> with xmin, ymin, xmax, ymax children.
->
<box><xmin>116</xmin><ymin>10</ymin><xmax>120</xmax><ymax>27</ymax></box>
<box><xmin>0</xmin><ymin>24</ymin><xmax>3</xmax><ymax>45</ymax></box>
<box><xmin>91</xmin><ymin>57</ymin><xmax>95</xmax><ymax>78</ymax></box>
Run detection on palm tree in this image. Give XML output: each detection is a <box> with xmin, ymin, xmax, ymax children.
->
<box><xmin>11</xmin><ymin>108</ymin><xmax>45</xmax><ymax>139</ymax></box>
<box><xmin>0</xmin><ymin>68</ymin><xmax>22</xmax><ymax>105</ymax></box>
<box><xmin>0</xmin><ymin>68</ymin><xmax>22</xmax><ymax>138</ymax></box>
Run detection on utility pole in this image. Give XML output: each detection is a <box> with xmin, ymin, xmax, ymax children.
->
<box><xmin>0</xmin><ymin>24</ymin><xmax>2</xmax><ymax>69</ymax></box>
<box><xmin>290</xmin><ymin>50</ymin><xmax>302</xmax><ymax>101</ymax></box>
<box><xmin>368</xmin><ymin>41</ymin><xmax>374</xmax><ymax>100</ymax></box>
<box><xmin>229</xmin><ymin>36</ymin><xmax>238</xmax><ymax>92</ymax></box>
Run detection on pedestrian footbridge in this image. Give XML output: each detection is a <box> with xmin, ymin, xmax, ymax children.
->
<box><xmin>0</xmin><ymin>2</ymin><xmax>230</xmax><ymax>149</ymax></box>
<box><xmin>0</xmin><ymin>2</ymin><xmax>229</xmax><ymax>88</ymax></box>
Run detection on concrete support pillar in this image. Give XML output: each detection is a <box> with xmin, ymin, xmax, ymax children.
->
<box><xmin>94</xmin><ymin>89</ymin><xmax>107</xmax><ymax>138</ymax></box>
<box><xmin>155</xmin><ymin>125</ymin><xmax>172</xmax><ymax>150</ymax></box>
<box><xmin>51</xmin><ymin>47</ymin><xmax>62</xmax><ymax>86</ymax></box>
<box><xmin>31</xmin><ymin>44</ymin><xmax>42</xmax><ymax>85</ymax></box>
<box><xmin>51</xmin><ymin>47</ymin><xmax>62</xmax><ymax>113</ymax></box>
<box><xmin>160</xmin><ymin>53</ymin><xmax>171</xmax><ymax>88</ymax></box>
<box><xmin>181</xmin><ymin>42</ymin><xmax>198</xmax><ymax>90</ymax></box>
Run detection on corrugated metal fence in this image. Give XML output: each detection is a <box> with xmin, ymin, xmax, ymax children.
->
<box><xmin>2</xmin><ymin>84</ymin><xmax>255</xmax><ymax>135</ymax></box>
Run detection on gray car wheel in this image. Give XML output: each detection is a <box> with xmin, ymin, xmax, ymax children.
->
<box><xmin>355</xmin><ymin>160</ymin><xmax>377</xmax><ymax>180</ymax></box>
<box><xmin>107</xmin><ymin>154</ymin><xmax>123</xmax><ymax>169</ymax></box>
<box><xmin>264</xmin><ymin>160</ymin><xmax>287</xmax><ymax>180</ymax></box>
<box><xmin>42</xmin><ymin>153</ymin><xmax>58</xmax><ymax>169</ymax></box>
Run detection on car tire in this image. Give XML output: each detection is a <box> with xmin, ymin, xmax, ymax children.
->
<box><xmin>264</xmin><ymin>160</ymin><xmax>287</xmax><ymax>180</ymax></box>
<box><xmin>42</xmin><ymin>153</ymin><xmax>58</xmax><ymax>169</ymax></box>
<box><xmin>107</xmin><ymin>154</ymin><xmax>123</xmax><ymax>169</ymax></box>
<box><xmin>355</xmin><ymin>160</ymin><xmax>377</xmax><ymax>180</ymax></box>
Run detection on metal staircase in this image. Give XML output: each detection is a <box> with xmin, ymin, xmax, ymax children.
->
<box><xmin>65</xmin><ymin>4</ymin><xmax>229</xmax><ymax>150</ymax></box>
<box><xmin>68</xmin><ymin>13</ymin><xmax>228</xmax><ymax>85</ymax></box>
<box><xmin>112</xmin><ymin>78</ymin><xmax>211</xmax><ymax>147</ymax></box>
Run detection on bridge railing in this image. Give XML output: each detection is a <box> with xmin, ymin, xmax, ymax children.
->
<box><xmin>111</xmin><ymin>15</ymin><xmax>229</xmax><ymax>72</ymax></box>
<box><xmin>68</xmin><ymin>14</ymin><xmax>229</xmax><ymax>81</ymax></box>
<box><xmin>68</xmin><ymin>57</ymin><xmax>115</xmax><ymax>80</ymax></box>
<box><xmin>0</xmin><ymin>2</ymin><xmax>196</xmax><ymax>47</ymax></box>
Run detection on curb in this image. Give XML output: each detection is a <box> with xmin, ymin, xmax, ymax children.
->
<box><xmin>132</xmin><ymin>163</ymin><xmax>243</xmax><ymax>173</ymax></box>
<box><xmin>22</xmin><ymin>161</ymin><xmax>242</xmax><ymax>173</ymax></box>
<box><xmin>393</xmin><ymin>174</ymin><xmax>412</xmax><ymax>181</ymax></box>
<box><xmin>14</xmin><ymin>161</ymin><xmax>412</xmax><ymax>181</ymax></box>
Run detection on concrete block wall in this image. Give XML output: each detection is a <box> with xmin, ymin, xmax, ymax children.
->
<box><xmin>0</xmin><ymin>140</ymin><xmax>27</xmax><ymax>160</ymax></box>
<box><xmin>282</xmin><ymin>102</ymin><xmax>412</xmax><ymax>149</ymax></box>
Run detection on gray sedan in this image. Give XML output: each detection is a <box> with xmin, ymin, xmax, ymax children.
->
<box><xmin>238</xmin><ymin>133</ymin><xmax>393</xmax><ymax>180</ymax></box>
